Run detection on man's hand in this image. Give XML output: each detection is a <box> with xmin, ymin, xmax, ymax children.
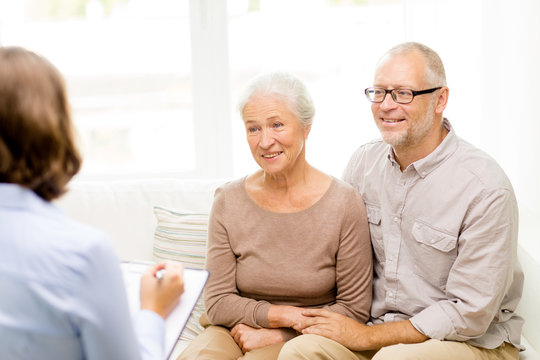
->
<box><xmin>298</xmin><ymin>309</ymin><xmax>429</xmax><ymax>351</ymax></box>
<box><xmin>296</xmin><ymin>308</ymin><xmax>370</xmax><ymax>351</ymax></box>
<box><xmin>230</xmin><ymin>324</ymin><xmax>284</xmax><ymax>353</ymax></box>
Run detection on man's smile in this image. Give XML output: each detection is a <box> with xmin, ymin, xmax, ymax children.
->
<box><xmin>381</xmin><ymin>118</ymin><xmax>405</xmax><ymax>123</ymax></box>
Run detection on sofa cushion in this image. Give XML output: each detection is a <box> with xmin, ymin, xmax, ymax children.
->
<box><xmin>153</xmin><ymin>206</ymin><xmax>209</xmax><ymax>268</ymax></box>
<box><xmin>152</xmin><ymin>206</ymin><xmax>209</xmax><ymax>342</ymax></box>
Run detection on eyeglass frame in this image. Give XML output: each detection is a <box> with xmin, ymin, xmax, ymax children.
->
<box><xmin>364</xmin><ymin>87</ymin><xmax>442</xmax><ymax>104</ymax></box>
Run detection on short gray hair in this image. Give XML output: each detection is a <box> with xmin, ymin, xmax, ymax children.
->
<box><xmin>381</xmin><ymin>42</ymin><xmax>447</xmax><ymax>87</ymax></box>
<box><xmin>237</xmin><ymin>71</ymin><xmax>315</xmax><ymax>128</ymax></box>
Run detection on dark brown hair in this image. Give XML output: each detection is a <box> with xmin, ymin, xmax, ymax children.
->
<box><xmin>0</xmin><ymin>46</ymin><xmax>81</xmax><ymax>201</ymax></box>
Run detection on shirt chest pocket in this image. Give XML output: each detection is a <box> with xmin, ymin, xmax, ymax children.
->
<box><xmin>411</xmin><ymin>221</ymin><xmax>457</xmax><ymax>287</ymax></box>
<box><xmin>366</xmin><ymin>205</ymin><xmax>385</xmax><ymax>263</ymax></box>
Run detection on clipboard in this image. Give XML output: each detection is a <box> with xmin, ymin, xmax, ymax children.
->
<box><xmin>120</xmin><ymin>261</ymin><xmax>209</xmax><ymax>359</ymax></box>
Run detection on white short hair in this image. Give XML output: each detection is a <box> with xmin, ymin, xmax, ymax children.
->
<box><xmin>381</xmin><ymin>42</ymin><xmax>447</xmax><ymax>87</ymax></box>
<box><xmin>237</xmin><ymin>71</ymin><xmax>315</xmax><ymax>128</ymax></box>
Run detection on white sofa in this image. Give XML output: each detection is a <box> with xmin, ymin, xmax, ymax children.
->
<box><xmin>55</xmin><ymin>177</ymin><xmax>540</xmax><ymax>359</ymax></box>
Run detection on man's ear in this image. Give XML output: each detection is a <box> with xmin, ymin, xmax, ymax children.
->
<box><xmin>435</xmin><ymin>87</ymin><xmax>449</xmax><ymax>114</ymax></box>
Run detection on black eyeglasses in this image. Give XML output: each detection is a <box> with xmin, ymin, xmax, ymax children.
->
<box><xmin>365</xmin><ymin>87</ymin><xmax>442</xmax><ymax>104</ymax></box>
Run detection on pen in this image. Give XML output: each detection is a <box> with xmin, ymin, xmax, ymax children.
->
<box><xmin>155</xmin><ymin>269</ymin><xmax>166</xmax><ymax>280</ymax></box>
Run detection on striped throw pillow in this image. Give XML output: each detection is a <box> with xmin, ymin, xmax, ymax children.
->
<box><xmin>152</xmin><ymin>206</ymin><xmax>209</xmax><ymax>341</ymax></box>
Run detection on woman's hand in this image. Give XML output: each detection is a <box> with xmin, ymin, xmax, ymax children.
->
<box><xmin>267</xmin><ymin>305</ymin><xmax>309</xmax><ymax>329</ymax></box>
<box><xmin>140</xmin><ymin>261</ymin><xmax>184</xmax><ymax>319</ymax></box>
<box><xmin>230</xmin><ymin>324</ymin><xmax>284</xmax><ymax>353</ymax></box>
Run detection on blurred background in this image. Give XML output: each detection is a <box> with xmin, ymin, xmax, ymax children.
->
<box><xmin>0</xmin><ymin>0</ymin><xmax>539</xmax><ymax>259</ymax></box>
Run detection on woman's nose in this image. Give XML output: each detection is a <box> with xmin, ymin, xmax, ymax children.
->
<box><xmin>259</xmin><ymin>129</ymin><xmax>275</xmax><ymax>148</ymax></box>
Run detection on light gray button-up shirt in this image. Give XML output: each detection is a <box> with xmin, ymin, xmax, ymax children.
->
<box><xmin>343</xmin><ymin>119</ymin><xmax>524</xmax><ymax>350</ymax></box>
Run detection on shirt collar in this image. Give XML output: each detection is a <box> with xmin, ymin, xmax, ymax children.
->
<box><xmin>386</xmin><ymin>118</ymin><xmax>458</xmax><ymax>178</ymax></box>
<box><xmin>0</xmin><ymin>183</ymin><xmax>49</xmax><ymax>210</ymax></box>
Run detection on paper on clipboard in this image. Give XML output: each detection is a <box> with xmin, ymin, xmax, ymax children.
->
<box><xmin>120</xmin><ymin>261</ymin><xmax>209</xmax><ymax>359</ymax></box>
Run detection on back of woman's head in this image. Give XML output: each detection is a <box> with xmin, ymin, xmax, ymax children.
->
<box><xmin>0</xmin><ymin>46</ymin><xmax>81</xmax><ymax>201</ymax></box>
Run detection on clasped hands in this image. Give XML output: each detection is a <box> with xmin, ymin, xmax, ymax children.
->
<box><xmin>229</xmin><ymin>306</ymin><xmax>370</xmax><ymax>353</ymax></box>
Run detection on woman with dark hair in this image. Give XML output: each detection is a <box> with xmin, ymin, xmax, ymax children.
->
<box><xmin>0</xmin><ymin>46</ymin><xmax>184</xmax><ymax>360</ymax></box>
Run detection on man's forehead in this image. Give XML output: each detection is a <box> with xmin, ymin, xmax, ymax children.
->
<box><xmin>374</xmin><ymin>52</ymin><xmax>425</xmax><ymax>87</ymax></box>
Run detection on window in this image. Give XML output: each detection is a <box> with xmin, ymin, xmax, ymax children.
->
<box><xmin>0</xmin><ymin>0</ymin><xmax>200</xmax><ymax>177</ymax></box>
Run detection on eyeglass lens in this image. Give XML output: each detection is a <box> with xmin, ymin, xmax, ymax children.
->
<box><xmin>366</xmin><ymin>88</ymin><xmax>413</xmax><ymax>104</ymax></box>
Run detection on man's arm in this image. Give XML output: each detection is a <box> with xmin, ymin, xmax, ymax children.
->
<box><xmin>297</xmin><ymin>309</ymin><xmax>428</xmax><ymax>351</ymax></box>
<box><xmin>411</xmin><ymin>188</ymin><xmax>519</xmax><ymax>341</ymax></box>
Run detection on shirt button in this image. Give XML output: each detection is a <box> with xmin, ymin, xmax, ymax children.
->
<box><xmin>393</xmin><ymin>217</ymin><xmax>399</xmax><ymax>222</ymax></box>
<box><xmin>430</xmin><ymin>239</ymin><xmax>436</xmax><ymax>244</ymax></box>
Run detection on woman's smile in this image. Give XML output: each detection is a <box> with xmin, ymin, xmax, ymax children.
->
<box><xmin>262</xmin><ymin>151</ymin><xmax>283</xmax><ymax>159</ymax></box>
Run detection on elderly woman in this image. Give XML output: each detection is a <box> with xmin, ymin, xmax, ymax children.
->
<box><xmin>179</xmin><ymin>72</ymin><xmax>372</xmax><ymax>360</ymax></box>
<box><xmin>0</xmin><ymin>46</ymin><xmax>184</xmax><ymax>360</ymax></box>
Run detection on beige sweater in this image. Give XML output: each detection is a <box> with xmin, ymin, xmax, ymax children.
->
<box><xmin>204</xmin><ymin>177</ymin><xmax>372</xmax><ymax>329</ymax></box>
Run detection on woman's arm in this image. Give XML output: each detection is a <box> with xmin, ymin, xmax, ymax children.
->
<box><xmin>204</xmin><ymin>188</ymin><xmax>272</xmax><ymax>328</ymax></box>
<box><xmin>325</xmin><ymin>189</ymin><xmax>372</xmax><ymax>323</ymax></box>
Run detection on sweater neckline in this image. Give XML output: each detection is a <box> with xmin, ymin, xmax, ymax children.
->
<box><xmin>240</xmin><ymin>176</ymin><xmax>337</xmax><ymax>216</ymax></box>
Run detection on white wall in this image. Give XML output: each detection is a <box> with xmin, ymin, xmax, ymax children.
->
<box><xmin>491</xmin><ymin>0</ymin><xmax>540</xmax><ymax>262</ymax></box>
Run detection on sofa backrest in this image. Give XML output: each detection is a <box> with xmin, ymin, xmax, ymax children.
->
<box><xmin>55</xmin><ymin>178</ymin><xmax>227</xmax><ymax>261</ymax></box>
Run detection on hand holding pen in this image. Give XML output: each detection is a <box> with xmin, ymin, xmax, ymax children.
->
<box><xmin>155</xmin><ymin>268</ymin><xmax>166</xmax><ymax>280</ymax></box>
<box><xmin>140</xmin><ymin>261</ymin><xmax>184</xmax><ymax>319</ymax></box>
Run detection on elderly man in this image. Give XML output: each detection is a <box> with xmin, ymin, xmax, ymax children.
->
<box><xmin>278</xmin><ymin>42</ymin><xmax>524</xmax><ymax>360</ymax></box>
